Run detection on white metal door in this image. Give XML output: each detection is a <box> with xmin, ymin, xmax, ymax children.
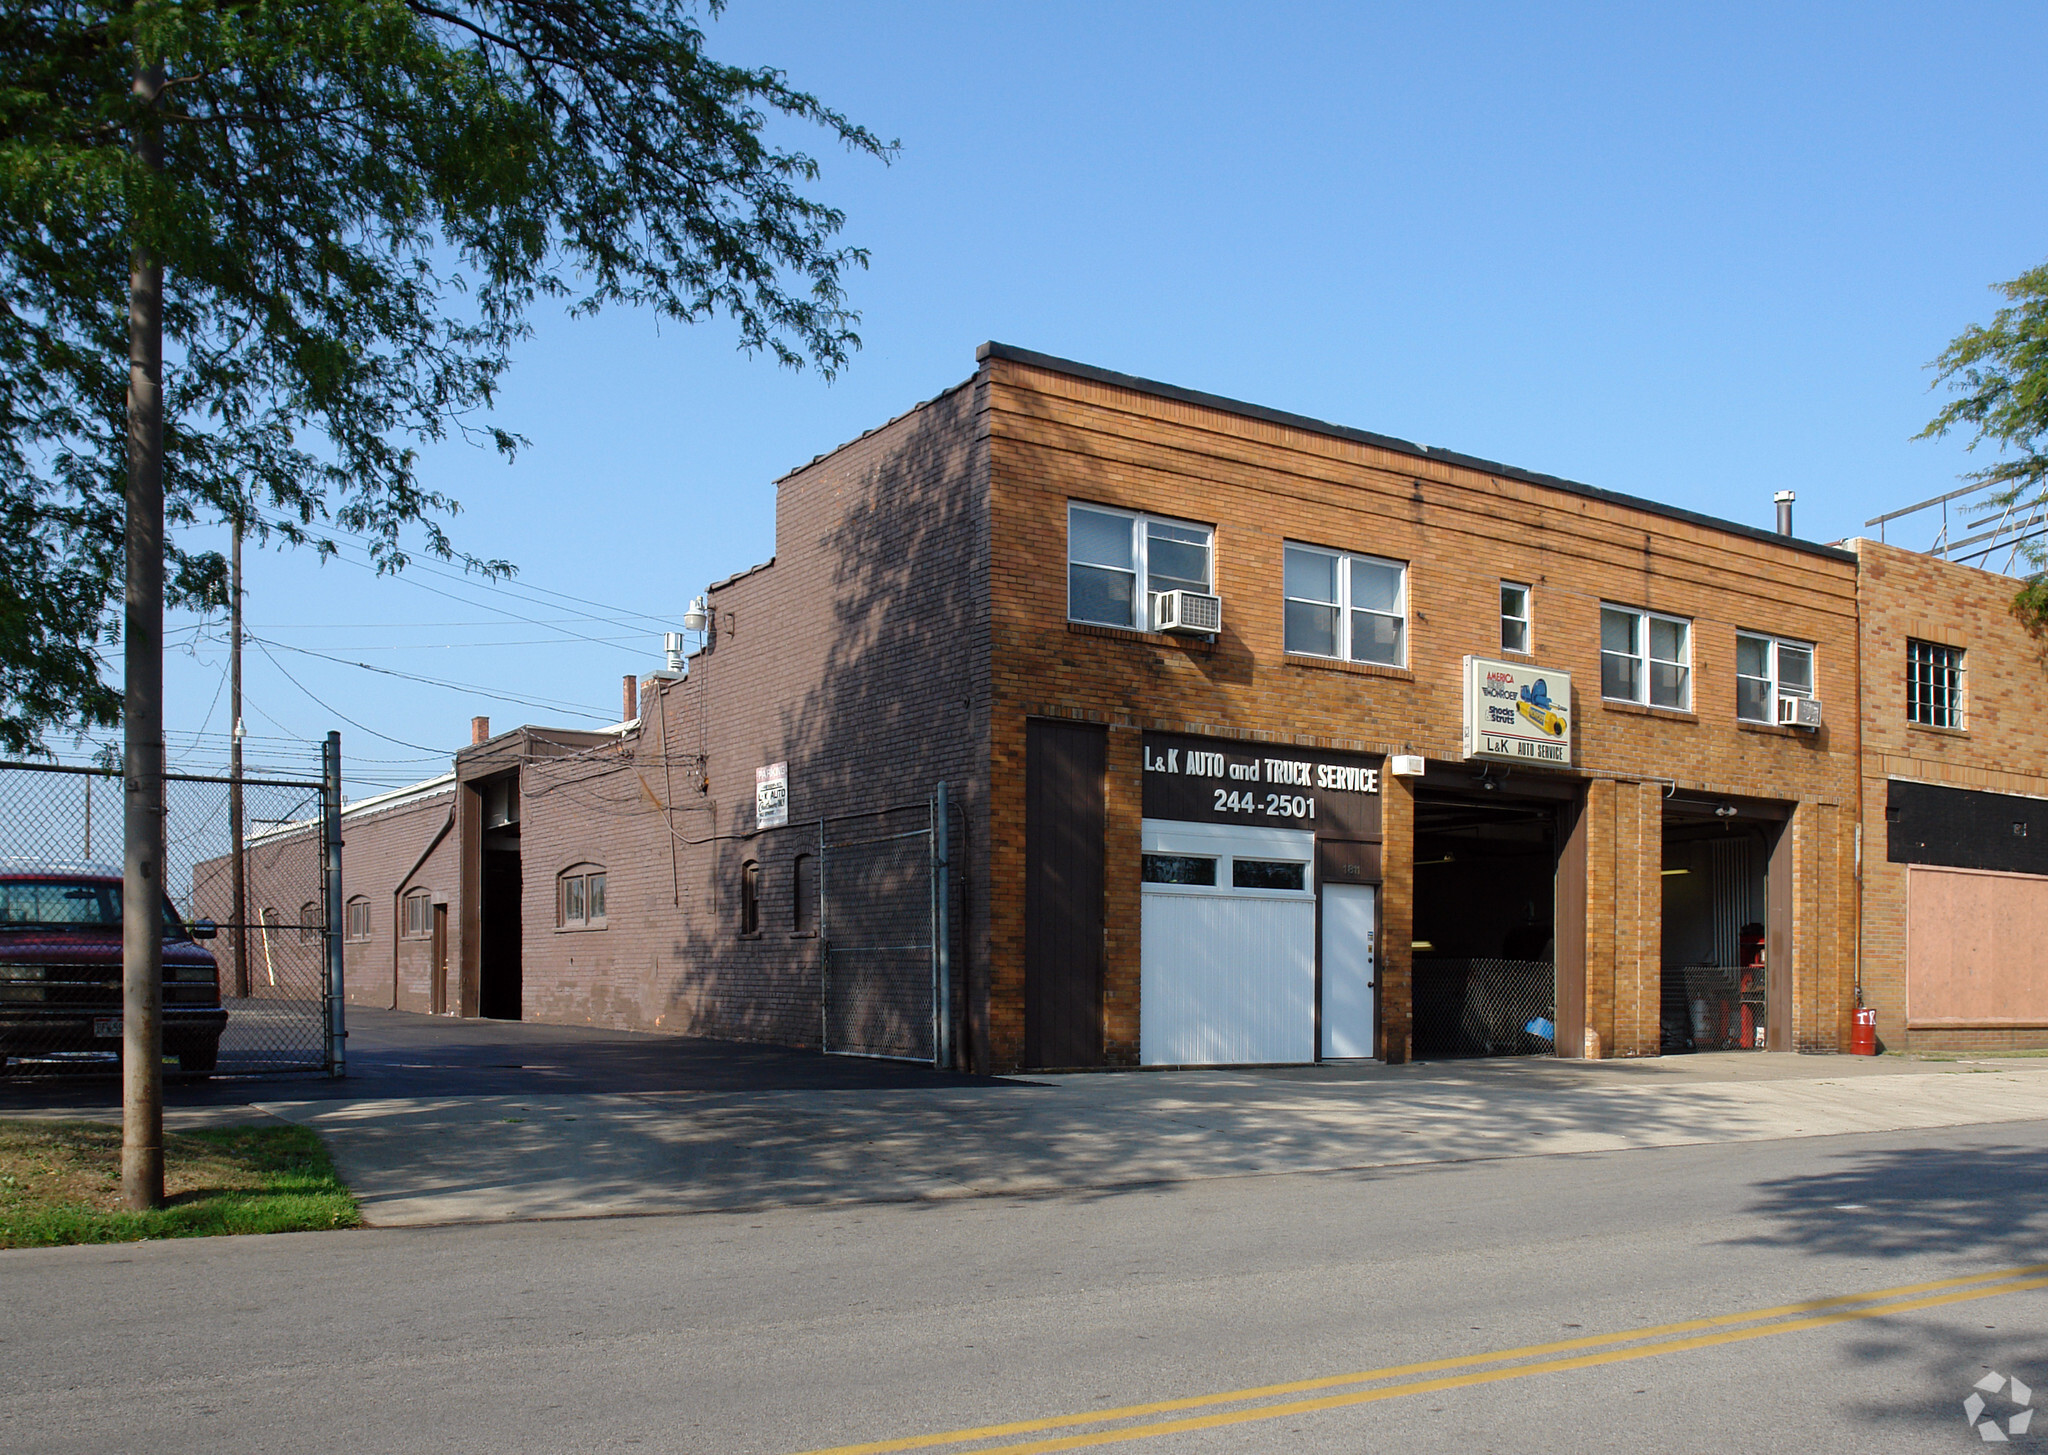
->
<box><xmin>1320</xmin><ymin>882</ymin><xmax>1376</xmax><ymax>1059</ymax></box>
<box><xmin>1140</xmin><ymin>820</ymin><xmax>1316</xmax><ymax>1066</ymax></box>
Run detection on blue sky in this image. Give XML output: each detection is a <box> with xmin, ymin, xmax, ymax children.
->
<box><xmin>145</xmin><ymin>1</ymin><xmax>2048</xmax><ymax>795</ymax></box>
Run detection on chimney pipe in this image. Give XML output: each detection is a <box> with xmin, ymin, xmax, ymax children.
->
<box><xmin>471</xmin><ymin>715</ymin><xmax>490</xmax><ymax>745</ymax></box>
<box><xmin>1774</xmin><ymin>490</ymin><xmax>1795</xmax><ymax>537</ymax></box>
<box><xmin>622</xmin><ymin>674</ymin><xmax>638</xmax><ymax>723</ymax></box>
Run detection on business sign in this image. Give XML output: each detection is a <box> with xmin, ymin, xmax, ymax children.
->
<box><xmin>755</xmin><ymin>762</ymin><xmax>788</xmax><ymax>829</ymax></box>
<box><xmin>1462</xmin><ymin>656</ymin><xmax>1572</xmax><ymax>767</ymax></box>
<box><xmin>1141</xmin><ymin>732</ymin><xmax>1381</xmax><ymax>840</ymax></box>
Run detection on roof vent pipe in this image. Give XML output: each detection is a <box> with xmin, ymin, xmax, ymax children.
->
<box><xmin>471</xmin><ymin>715</ymin><xmax>490</xmax><ymax>744</ymax></box>
<box><xmin>1774</xmin><ymin>490</ymin><xmax>1795</xmax><ymax>537</ymax></box>
<box><xmin>622</xmin><ymin>675</ymin><xmax>638</xmax><ymax>723</ymax></box>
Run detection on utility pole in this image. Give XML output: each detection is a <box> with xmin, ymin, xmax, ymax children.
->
<box><xmin>122</xmin><ymin>57</ymin><xmax>167</xmax><ymax>1211</ymax></box>
<box><xmin>229</xmin><ymin>521</ymin><xmax>248</xmax><ymax>998</ymax></box>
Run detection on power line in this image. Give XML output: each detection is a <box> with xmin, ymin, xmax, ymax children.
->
<box><xmin>248</xmin><ymin>639</ymin><xmax>457</xmax><ymax>754</ymax></box>
<box><xmin>250</xmin><ymin>635</ymin><xmax>610</xmax><ymax>720</ymax></box>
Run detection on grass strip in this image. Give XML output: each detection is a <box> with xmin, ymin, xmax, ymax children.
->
<box><xmin>0</xmin><ymin>1118</ymin><xmax>359</xmax><ymax>1248</ymax></box>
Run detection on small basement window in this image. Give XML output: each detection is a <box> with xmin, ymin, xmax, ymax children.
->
<box><xmin>558</xmin><ymin>865</ymin><xmax>606</xmax><ymax>928</ymax></box>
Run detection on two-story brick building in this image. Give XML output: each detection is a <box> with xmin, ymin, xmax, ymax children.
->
<box><xmin>245</xmin><ymin>343</ymin><xmax>1919</xmax><ymax>1073</ymax></box>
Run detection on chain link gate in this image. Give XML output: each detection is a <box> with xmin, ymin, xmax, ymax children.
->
<box><xmin>0</xmin><ymin>755</ymin><xmax>339</xmax><ymax>1077</ymax></box>
<box><xmin>819</xmin><ymin>797</ymin><xmax>946</xmax><ymax>1063</ymax></box>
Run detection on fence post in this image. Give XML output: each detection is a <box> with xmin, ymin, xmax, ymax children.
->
<box><xmin>322</xmin><ymin>732</ymin><xmax>346</xmax><ymax>1077</ymax></box>
<box><xmin>933</xmin><ymin>782</ymin><xmax>951</xmax><ymax>1072</ymax></box>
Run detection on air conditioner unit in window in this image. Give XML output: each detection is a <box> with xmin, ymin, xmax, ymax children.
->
<box><xmin>1778</xmin><ymin>696</ymin><xmax>1823</xmax><ymax>730</ymax></box>
<box><xmin>1152</xmin><ymin>589</ymin><xmax>1223</xmax><ymax>635</ymax></box>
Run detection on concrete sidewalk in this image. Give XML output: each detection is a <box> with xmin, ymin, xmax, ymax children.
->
<box><xmin>242</xmin><ymin>1052</ymin><xmax>2048</xmax><ymax>1226</ymax></box>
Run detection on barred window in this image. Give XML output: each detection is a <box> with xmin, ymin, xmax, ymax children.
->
<box><xmin>1907</xmin><ymin>639</ymin><xmax>1963</xmax><ymax>728</ymax></box>
<box><xmin>299</xmin><ymin>901</ymin><xmax>320</xmax><ymax>944</ymax></box>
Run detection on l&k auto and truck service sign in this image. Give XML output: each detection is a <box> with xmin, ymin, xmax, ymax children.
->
<box><xmin>1461</xmin><ymin>655</ymin><xmax>1573</xmax><ymax>767</ymax></box>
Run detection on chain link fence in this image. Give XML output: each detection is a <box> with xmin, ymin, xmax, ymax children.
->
<box><xmin>1412</xmin><ymin>957</ymin><xmax>1557</xmax><ymax>1058</ymax></box>
<box><xmin>0</xmin><ymin>757</ymin><xmax>335</xmax><ymax>1078</ymax></box>
<box><xmin>1660</xmin><ymin>964</ymin><xmax>1769</xmax><ymax>1053</ymax></box>
<box><xmin>820</xmin><ymin>802</ymin><xmax>938</xmax><ymax>1062</ymax></box>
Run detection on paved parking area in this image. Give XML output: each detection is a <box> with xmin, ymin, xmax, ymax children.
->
<box><xmin>8</xmin><ymin>1008</ymin><xmax>2048</xmax><ymax>1226</ymax></box>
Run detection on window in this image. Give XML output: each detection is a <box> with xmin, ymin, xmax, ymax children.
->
<box><xmin>1735</xmin><ymin>632</ymin><xmax>1815</xmax><ymax>723</ymax></box>
<box><xmin>792</xmin><ymin>854</ymin><xmax>817</xmax><ymax>935</ymax></box>
<box><xmin>299</xmin><ymin>901</ymin><xmax>320</xmax><ymax>944</ymax></box>
<box><xmin>739</xmin><ymin>860</ymin><xmax>760</xmax><ymax>936</ymax></box>
<box><xmin>1907</xmin><ymin>639</ymin><xmax>1964</xmax><ymax>728</ymax></box>
<box><xmin>558</xmin><ymin>866</ymin><xmax>606</xmax><ymax>928</ymax></box>
<box><xmin>402</xmin><ymin>890</ymin><xmax>432</xmax><ymax>938</ymax></box>
<box><xmin>1601</xmin><ymin>605</ymin><xmax>1691</xmax><ymax>709</ymax></box>
<box><xmin>1500</xmin><ymin>582</ymin><xmax>1531</xmax><ymax>655</ymax></box>
<box><xmin>1067</xmin><ymin>503</ymin><xmax>1214</xmax><ymax>631</ymax></box>
<box><xmin>1232</xmin><ymin>859</ymin><xmax>1306</xmax><ymax>891</ymax></box>
<box><xmin>345</xmin><ymin>897</ymin><xmax>372</xmax><ymax>942</ymax></box>
<box><xmin>1142</xmin><ymin>853</ymin><xmax>1217</xmax><ymax>886</ymax></box>
<box><xmin>1282</xmin><ymin>544</ymin><xmax>1407</xmax><ymax>666</ymax></box>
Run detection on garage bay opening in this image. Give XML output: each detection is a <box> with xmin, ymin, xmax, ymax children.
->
<box><xmin>1660</xmin><ymin>798</ymin><xmax>1787</xmax><ymax>1052</ymax></box>
<box><xmin>1411</xmin><ymin>788</ymin><xmax>1559</xmax><ymax>1058</ymax></box>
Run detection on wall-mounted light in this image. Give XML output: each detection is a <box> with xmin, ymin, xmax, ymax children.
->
<box><xmin>1661</xmin><ymin>868</ymin><xmax>1690</xmax><ymax>876</ymax></box>
<box><xmin>681</xmin><ymin>596</ymin><xmax>709</xmax><ymax>634</ymax></box>
<box><xmin>1714</xmin><ymin>803</ymin><xmax>1738</xmax><ymax>818</ymax></box>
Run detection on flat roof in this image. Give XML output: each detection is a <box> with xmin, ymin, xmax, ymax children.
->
<box><xmin>978</xmin><ymin>342</ymin><xmax>1859</xmax><ymax>566</ymax></box>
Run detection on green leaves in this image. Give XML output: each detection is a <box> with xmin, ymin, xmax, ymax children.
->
<box><xmin>1921</xmin><ymin>261</ymin><xmax>2048</xmax><ymax>532</ymax></box>
<box><xmin>0</xmin><ymin>0</ymin><xmax>892</xmax><ymax>752</ymax></box>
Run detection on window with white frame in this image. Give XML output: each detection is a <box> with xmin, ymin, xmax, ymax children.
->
<box><xmin>1907</xmin><ymin>639</ymin><xmax>1964</xmax><ymax>728</ymax></box>
<box><xmin>1735</xmin><ymin>632</ymin><xmax>1815</xmax><ymax>723</ymax></box>
<box><xmin>1282</xmin><ymin>544</ymin><xmax>1407</xmax><ymax>666</ymax></box>
<box><xmin>1600</xmin><ymin>605</ymin><xmax>1691</xmax><ymax>709</ymax></box>
<box><xmin>558</xmin><ymin>865</ymin><xmax>606</xmax><ymax>928</ymax></box>
<box><xmin>1066</xmin><ymin>503</ymin><xmax>1213</xmax><ymax>631</ymax></box>
<box><xmin>1500</xmin><ymin>582</ymin><xmax>1532</xmax><ymax>655</ymax></box>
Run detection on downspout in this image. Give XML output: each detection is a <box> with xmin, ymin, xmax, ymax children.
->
<box><xmin>395</xmin><ymin>802</ymin><xmax>457</xmax><ymax>1010</ymax></box>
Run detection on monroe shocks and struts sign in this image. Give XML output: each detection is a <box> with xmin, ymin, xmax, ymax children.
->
<box><xmin>1461</xmin><ymin>655</ymin><xmax>1573</xmax><ymax>767</ymax></box>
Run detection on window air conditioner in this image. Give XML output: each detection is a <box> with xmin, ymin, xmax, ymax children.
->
<box><xmin>1777</xmin><ymin>696</ymin><xmax>1823</xmax><ymax>730</ymax></box>
<box><xmin>1151</xmin><ymin>589</ymin><xmax>1223</xmax><ymax>635</ymax></box>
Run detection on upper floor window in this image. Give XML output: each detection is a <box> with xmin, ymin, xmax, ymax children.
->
<box><xmin>1283</xmin><ymin>544</ymin><xmax>1407</xmax><ymax>666</ymax></box>
<box><xmin>1500</xmin><ymin>582</ymin><xmax>1532</xmax><ymax>655</ymax></box>
<box><xmin>558</xmin><ymin>865</ymin><xmax>606</xmax><ymax>928</ymax></box>
<box><xmin>401</xmin><ymin>889</ymin><xmax>432</xmax><ymax>938</ymax></box>
<box><xmin>345</xmin><ymin>897</ymin><xmax>372</xmax><ymax>942</ymax></box>
<box><xmin>1907</xmin><ymin>639</ymin><xmax>1964</xmax><ymax>728</ymax></box>
<box><xmin>1735</xmin><ymin>632</ymin><xmax>1815</xmax><ymax>723</ymax></box>
<box><xmin>1067</xmin><ymin>503</ymin><xmax>1213</xmax><ymax>631</ymax></box>
<box><xmin>1601</xmin><ymin>605</ymin><xmax>1690</xmax><ymax>710</ymax></box>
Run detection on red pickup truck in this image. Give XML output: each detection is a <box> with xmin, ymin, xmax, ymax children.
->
<box><xmin>0</xmin><ymin>863</ymin><xmax>229</xmax><ymax>1076</ymax></box>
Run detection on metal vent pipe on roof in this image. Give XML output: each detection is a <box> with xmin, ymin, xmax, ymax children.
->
<box><xmin>1774</xmin><ymin>490</ymin><xmax>1795</xmax><ymax>537</ymax></box>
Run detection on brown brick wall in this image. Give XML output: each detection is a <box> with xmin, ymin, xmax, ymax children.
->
<box><xmin>505</xmin><ymin>379</ymin><xmax>993</xmax><ymax>1052</ymax></box>
<box><xmin>1851</xmin><ymin>538</ymin><xmax>2048</xmax><ymax>1051</ymax></box>
<box><xmin>983</xmin><ymin>354</ymin><xmax>1862</xmax><ymax>1068</ymax></box>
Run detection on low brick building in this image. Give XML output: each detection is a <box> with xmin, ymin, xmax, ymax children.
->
<box><xmin>245</xmin><ymin>343</ymin><xmax>2048</xmax><ymax>1070</ymax></box>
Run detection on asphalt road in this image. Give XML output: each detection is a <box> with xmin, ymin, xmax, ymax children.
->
<box><xmin>6</xmin><ymin>1114</ymin><xmax>2047</xmax><ymax>1453</ymax></box>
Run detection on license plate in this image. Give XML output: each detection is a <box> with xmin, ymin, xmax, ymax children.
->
<box><xmin>93</xmin><ymin>1017</ymin><xmax>121</xmax><ymax>1038</ymax></box>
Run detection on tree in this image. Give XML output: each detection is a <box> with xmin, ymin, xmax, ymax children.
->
<box><xmin>0</xmin><ymin>0</ymin><xmax>894</xmax><ymax>753</ymax></box>
<box><xmin>1920</xmin><ymin>260</ymin><xmax>2048</xmax><ymax>624</ymax></box>
<box><xmin>3</xmin><ymin>0</ymin><xmax>891</xmax><ymax>1210</ymax></box>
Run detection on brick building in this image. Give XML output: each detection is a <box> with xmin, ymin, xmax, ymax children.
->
<box><xmin>236</xmin><ymin>343</ymin><xmax>2048</xmax><ymax>1070</ymax></box>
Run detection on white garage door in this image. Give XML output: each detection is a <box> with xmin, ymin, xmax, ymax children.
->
<box><xmin>1140</xmin><ymin>819</ymin><xmax>1316</xmax><ymax>1066</ymax></box>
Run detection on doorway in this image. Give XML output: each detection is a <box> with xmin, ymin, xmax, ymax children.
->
<box><xmin>1661</xmin><ymin>800</ymin><xmax>1786</xmax><ymax>1052</ymax></box>
<box><xmin>1319</xmin><ymin>881</ymin><xmax>1376</xmax><ymax>1059</ymax></box>
<box><xmin>477</xmin><ymin>770</ymin><xmax>523</xmax><ymax>1021</ymax></box>
<box><xmin>1411</xmin><ymin>790</ymin><xmax>1559</xmax><ymax>1057</ymax></box>
<box><xmin>431</xmin><ymin>902</ymin><xmax>449</xmax><ymax>1015</ymax></box>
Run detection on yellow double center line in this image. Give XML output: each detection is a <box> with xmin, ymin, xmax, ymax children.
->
<box><xmin>790</xmin><ymin>1261</ymin><xmax>2048</xmax><ymax>1455</ymax></box>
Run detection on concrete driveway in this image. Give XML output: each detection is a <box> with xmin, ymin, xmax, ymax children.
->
<box><xmin>7</xmin><ymin>1007</ymin><xmax>2048</xmax><ymax>1227</ymax></box>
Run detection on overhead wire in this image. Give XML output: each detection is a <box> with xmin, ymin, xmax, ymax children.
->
<box><xmin>249</xmin><ymin>635</ymin><xmax>610</xmax><ymax>720</ymax></box>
